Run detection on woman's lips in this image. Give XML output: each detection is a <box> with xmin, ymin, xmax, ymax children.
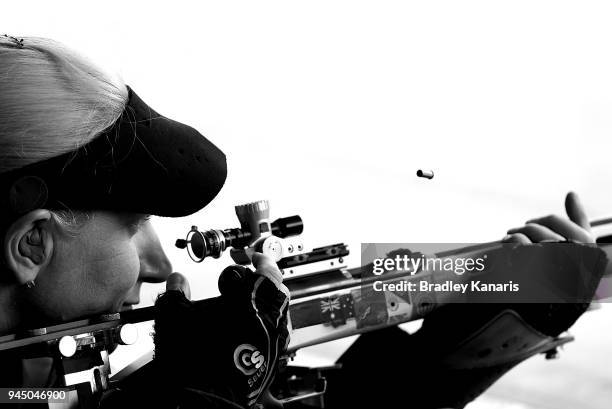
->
<box><xmin>120</xmin><ymin>303</ymin><xmax>136</xmax><ymax>311</ymax></box>
<box><xmin>123</xmin><ymin>297</ymin><xmax>140</xmax><ymax>306</ymax></box>
<box><xmin>120</xmin><ymin>296</ymin><xmax>140</xmax><ymax>312</ymax></box>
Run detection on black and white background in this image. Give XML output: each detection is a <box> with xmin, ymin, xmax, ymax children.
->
<box><xmin>3</xmin><ymin>1</ymin><xmax>612</xmax><ymax>407</ymax></box>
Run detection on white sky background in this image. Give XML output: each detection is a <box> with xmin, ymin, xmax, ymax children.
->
<box><xmin>3</xmin><ymin>1</ymin><xmax>612</xmax><ymax>407</ymax></box>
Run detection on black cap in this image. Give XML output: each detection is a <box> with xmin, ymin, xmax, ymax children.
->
<box><xmin>0</xmin><ymin>87</ymin><xmax>227</xmax><ymax>219</ymax></box>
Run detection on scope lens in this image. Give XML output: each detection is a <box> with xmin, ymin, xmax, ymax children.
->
<box><xmin>186</xmin><ymin>229</ymin><xmax>206</xmax><ymax>262</ymax></box>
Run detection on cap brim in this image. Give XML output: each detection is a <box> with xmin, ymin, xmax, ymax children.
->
<box><xmin>0</xmin><ymin>87</ymin><xmax>227</xmax><ymax>218</ymax></box>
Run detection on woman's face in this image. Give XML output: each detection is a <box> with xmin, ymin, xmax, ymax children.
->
<box><xmin>27</xmin><ymin>211</ymin><xmax>172</xmax><ymax>323</ymax></box>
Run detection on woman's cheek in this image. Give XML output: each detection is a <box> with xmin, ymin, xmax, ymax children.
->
<box><xmin>86</xmin><ymin>242</ymin><xmax>141</xmax><ymax>310</ymax></box>
<box><xmin>111</xmin><ymin>246</ymin><xmax>141</xmax><ymax>303</ymax></box>
<box><xmin>29</xmin><ymin>248</ymin><xmax>140</xmax><ymax>321</ymax></box>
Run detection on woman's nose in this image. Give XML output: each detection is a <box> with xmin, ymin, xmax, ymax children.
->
<box><xmin>139</xmin><ymin>250</ymin><xmax>173</xmax><ymax>283</ymax></box>
<box><xmin>135</xmin><ymin>221</ymin><xmax>173</xmax><ymax>283</ymax></box>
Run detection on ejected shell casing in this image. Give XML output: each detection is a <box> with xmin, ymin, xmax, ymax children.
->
<box><xmin>416</xmin><ymin>169</ymin><xmax>434</xmax><ymax>179</ymax></box>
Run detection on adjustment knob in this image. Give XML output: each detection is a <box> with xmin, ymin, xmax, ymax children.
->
<box><xmin>235</xmin><ymin>200</ymin><xmax>270</xmax><ymax>222</ymax></box>
<box><xmin>260</xmin><ymin>236</ymin><xmax>284</xmax><ymax>261</ymax></box>
<box><xmin>234</xmin><ymin>200</ymin><xmax>271</xmax><ymax>244</ymax></box>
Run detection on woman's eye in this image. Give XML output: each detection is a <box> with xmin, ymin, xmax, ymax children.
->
<box><xmin>127</xmin><ymin>223</ymin><xmax>141</xmax><ymax>236</ymax></box>
<box><xmin>127</xmin><ymin>215</ymin><xmax>151</xmax><ymax>236</ymax></box>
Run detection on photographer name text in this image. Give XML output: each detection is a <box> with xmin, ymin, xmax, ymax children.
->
<box><xmin>373</xmin><ymin>279</ymin><xmax>519</xmax><ymax>293</ymax></box>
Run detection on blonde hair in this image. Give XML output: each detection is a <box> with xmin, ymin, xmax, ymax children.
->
<box><xmin>0</xmin><ymin>36</ymin><xmax>128</xmax><ymax>173</ymax></box>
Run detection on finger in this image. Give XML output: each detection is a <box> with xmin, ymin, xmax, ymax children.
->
<box><xmin>525</xmin><ymin>214</ymin><xmax>593</xmax><ymax>243</ymax></box>
<box><xmin>165</xmin><ymin>272</ymin><xmax>191</xmax><ymax>300</ymax></box>
<box><xmin>251</xmin><ymin>251</ymin><xmax>277</xmax><ymax>269</ymax></box>
<box><xmin>502</xmin><ymin>233</ymin><xmax>532</xmax><ymax>244</ymax></box>
<box><xmin>251</xmin><ymin>252</ymin><xmax>283</xmax><ymax>286</ymax></box>
<box><xmin>565</xmin><ymin>191</ymin><xmax>591</xmax><ymax>232</ymax></box>
<box><xmin>252</xmin><ymin>253</ymin><xmax>289</xmax><ymax>298</ymax></box>
<box><xmin>506</xmin><ymin>223</ymin><xmax>566</xmax><ymax>243</ymax></box>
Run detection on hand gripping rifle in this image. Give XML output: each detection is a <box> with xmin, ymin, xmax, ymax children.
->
<box><xmin>174</xmin><ymin>201</ymin><xmax>612</xmax><ymax>407</ymax></box>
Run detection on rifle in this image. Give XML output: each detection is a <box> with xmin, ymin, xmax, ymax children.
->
<box><xmin>1</xmin><ymin>201</ymin><xmax>610</xmax><ymax>407</ymax></box>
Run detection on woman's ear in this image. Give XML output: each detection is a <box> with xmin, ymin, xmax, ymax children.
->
<box><xmin>3</xmin><ymin>210</ymin><xmax>54</xmax><ymax>286</ymax></box>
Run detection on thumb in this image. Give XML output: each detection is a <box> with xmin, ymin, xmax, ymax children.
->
<box><xmin>251</xmin><ymin>252</ymin><xmax>289</xmax><ymax>298</ymax></box>
<box><xmin>166</xmin><ymin>272</ymin><xmax>191</xmax><ymax>300</ymax></box>
<box><xmin>251</xmin><ymin>253</ymin><xmax>282</xmax><ymax>284</ymax></box>
<box><xmin>565</xmin><ymin>191</ymin><xmax>591</xmax><ymax>232</ymax></box>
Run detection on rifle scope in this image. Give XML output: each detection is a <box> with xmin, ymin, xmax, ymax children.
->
<box><xmin>175</xmin><ymin>200</ymin><xmax>303</xmax><ymax>262</ymax></box>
